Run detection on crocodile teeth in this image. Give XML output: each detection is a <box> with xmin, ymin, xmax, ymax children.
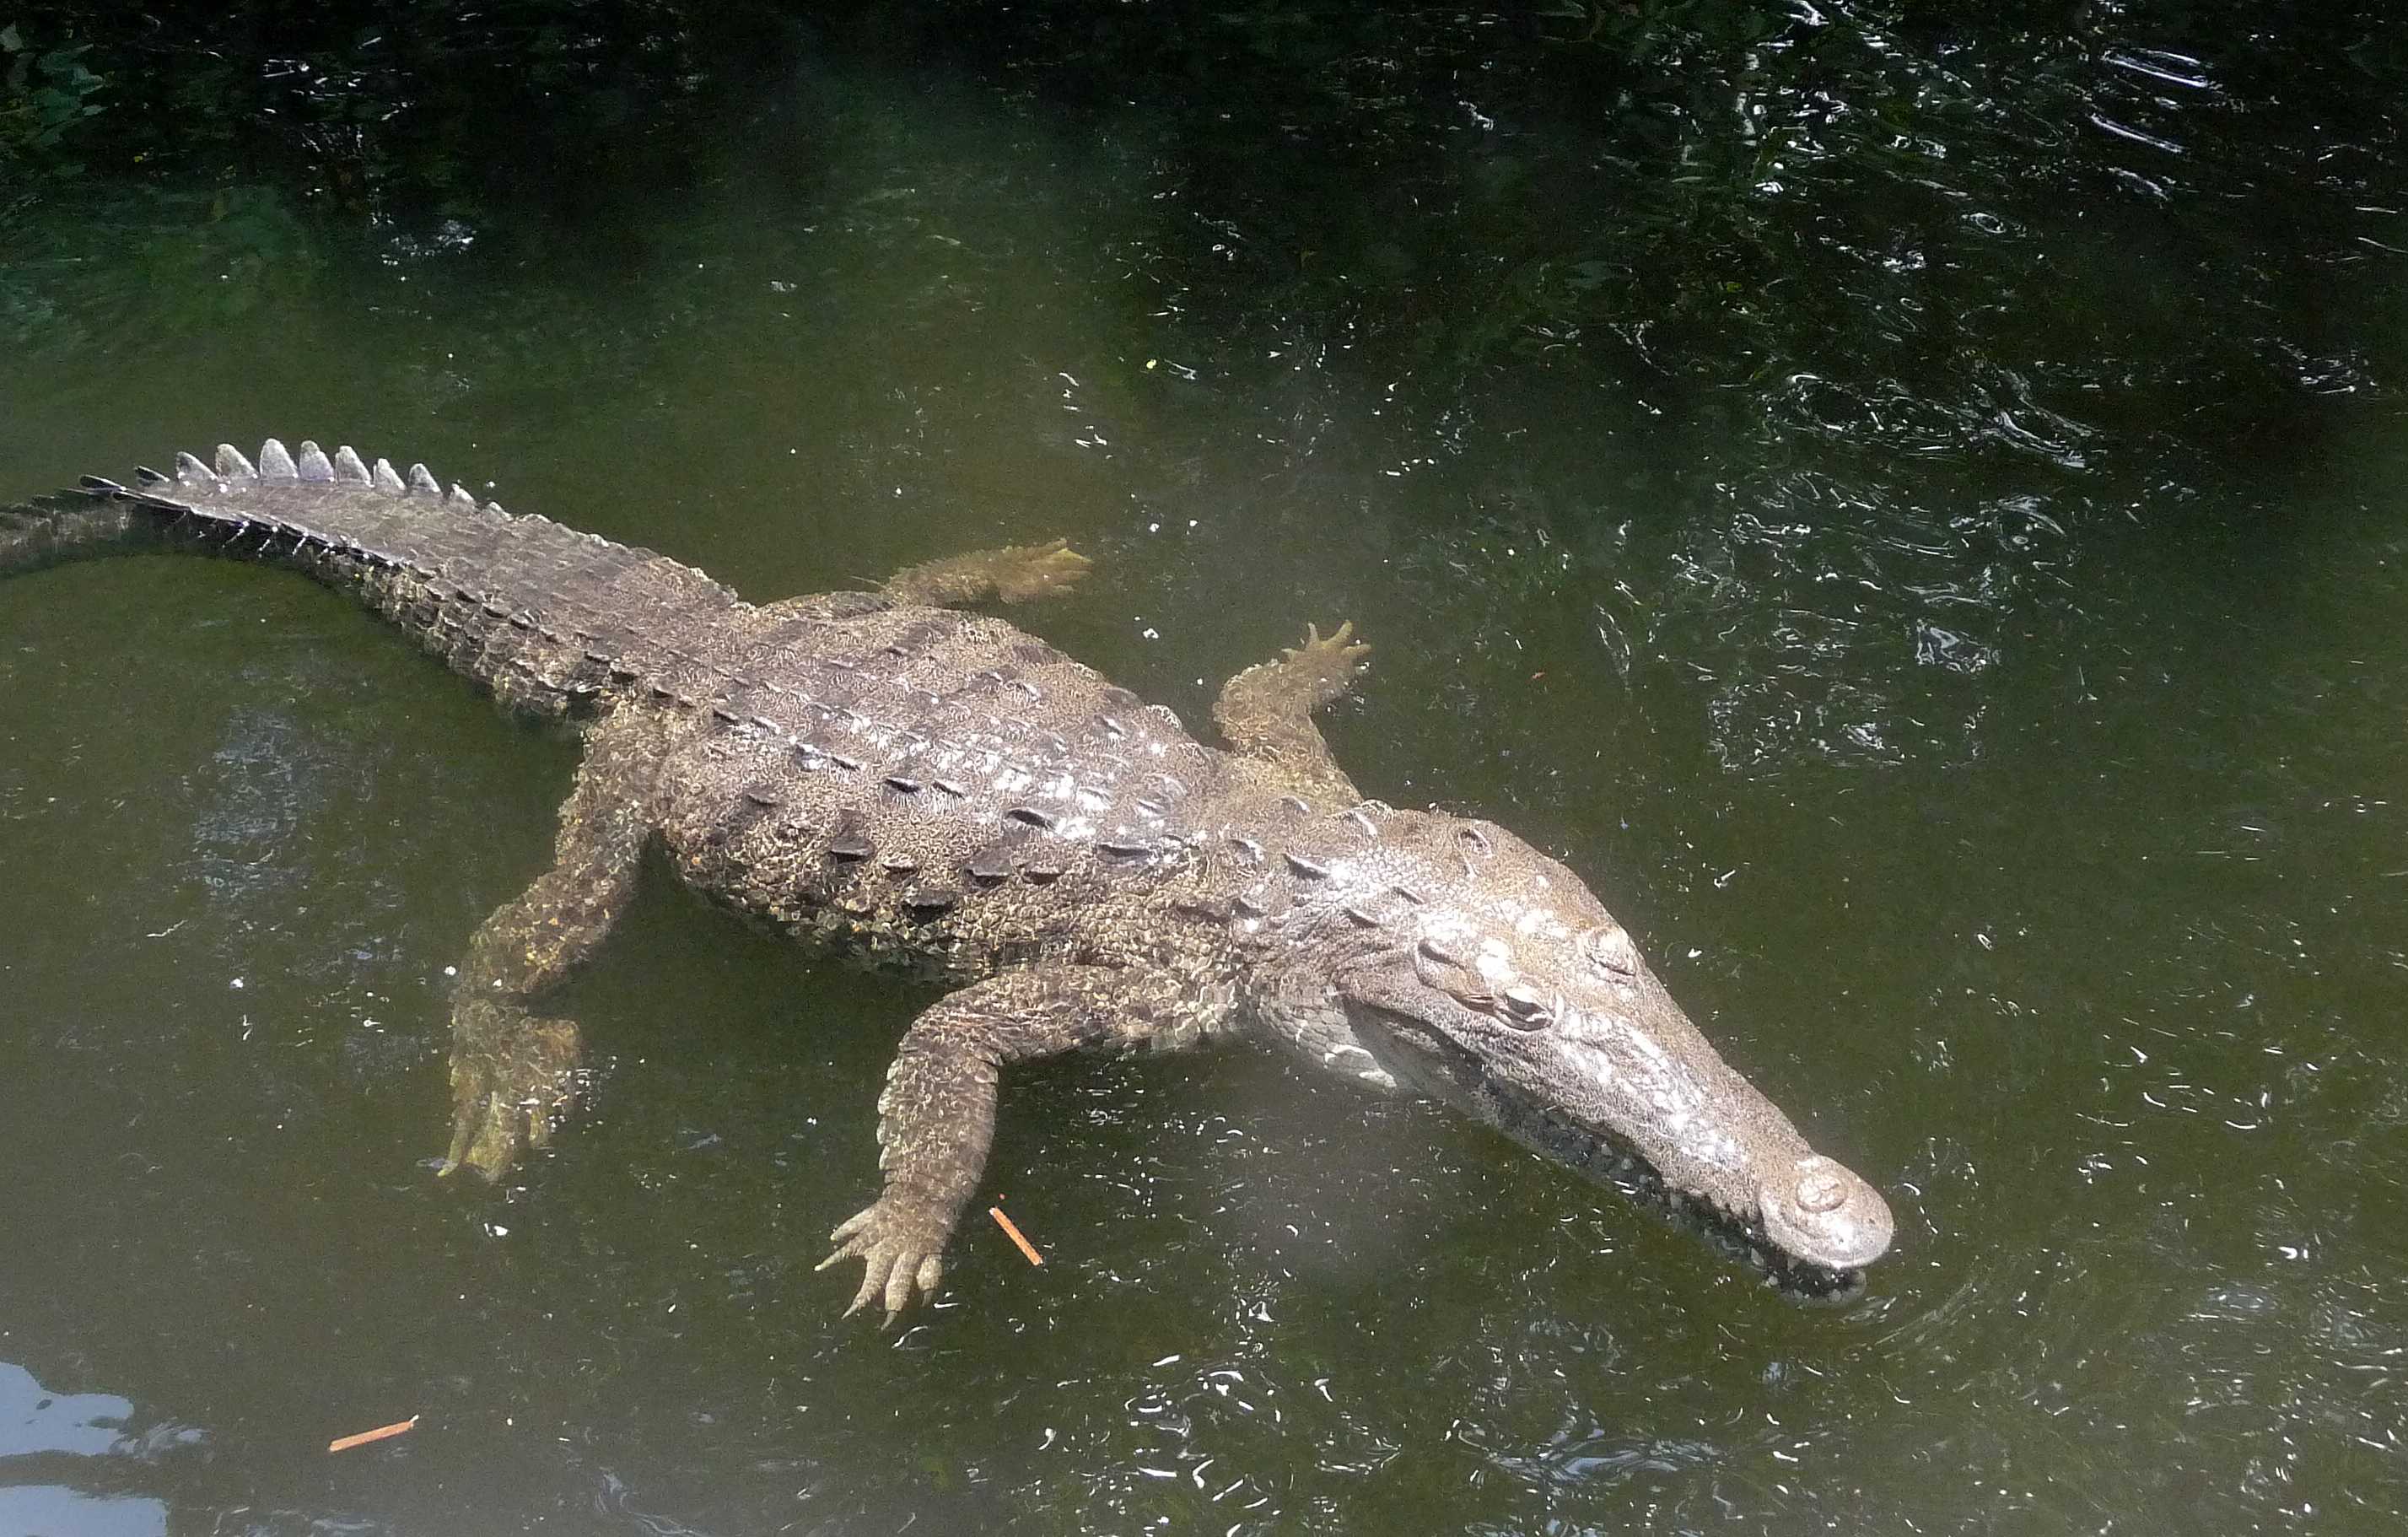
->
<box><xmin>257</xmin><ymin>438</ymin><xmax>299</xmax><ymax>480</ymax></box>
<box><xmin>174</xmin><ymin>450</ymin><xmax>218</xmax><ymax>486</ymax></box>
<box><xmin>213</xmin><ymin>443</ymin><xmax>258</xmax><ymax>479</ymax></box>
<box><xmin>406</xmin><ymin>462</ymin><xmax>441</xmax><ymax>497</ymax></box>
<box><xmin>331</xmin><ymin>445</ymin><xmax>372</xmax><ymax>484</ymax></box>
<box><xmin>371</xmin><ymin>457</ymin><xmax>407</xmax><ymax>494</ymax></box>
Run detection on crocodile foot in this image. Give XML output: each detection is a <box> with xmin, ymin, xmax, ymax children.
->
<box><xmin>1284</xmin><ymin>620</ymin><xmax>1371</xmax><ymax>698</ymax></box>
<box><xmin>881</xmin><ymin>537</ymin><xmax>1095</xmax><ymax>607</ymax></box>
<box><xmin>816</xmin><ymin>1189</ymin><xmax>953</xmax><ymax>1324</ymax></box>
<box><xmin>985</xmin><ymin>538</ymin><xmax>1094</xmax><ymax>603</ymax></box>
<box><xmin>439</xmin><ymin>998</ymin><xmax>583</xmax><ymax>1179</ymax></box>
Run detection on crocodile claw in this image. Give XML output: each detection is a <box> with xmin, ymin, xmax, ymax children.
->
<box><xmin>439</xmin><ymin>1000</ymin><xmax>582</xmax><ymax>1179</ymax></box>
<box><xmin>818</xmin><ymin>1195</ymin><xmax>951</xmax><ymax>1324</ymax></box>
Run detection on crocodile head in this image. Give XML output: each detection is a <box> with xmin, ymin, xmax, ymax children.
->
<box><xmin>1256</xmin><ymin>806</ymin><xmax>1893</xmax><ymax>1287</ymax></box>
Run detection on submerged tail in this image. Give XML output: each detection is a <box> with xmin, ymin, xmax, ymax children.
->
<box><xmin>0</xmin><ymin>488</ymin><xmax>159</xmax><ymax>574</ymax></box>
<box><xmin>3</xmin><ymin>438</ymin><xmax>739</xmax><ymax>714</ymax></box>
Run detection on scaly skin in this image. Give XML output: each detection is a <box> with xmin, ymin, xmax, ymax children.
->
<box><xmin>4</xmin><ymin>439</ymin><xmax>1896</xmax><ymax>1324</ymax></box>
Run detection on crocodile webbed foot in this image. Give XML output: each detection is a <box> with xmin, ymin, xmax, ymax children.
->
<box><xmin>816</xmin><ymin>1188</ymin><xmax>955</xmax><ymax>1324</ymax></box>
<box><xmin>881</xmin><ymin>538</ymin><xmax>1094</xmax><ymax>607</ymax></box>
<box><xmin>440</xmin><ymin>997</ymin><xmax>583</xmax><ymax>1178</ymax></box>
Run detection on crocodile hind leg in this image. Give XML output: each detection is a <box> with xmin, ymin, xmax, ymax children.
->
<box><xmin>1211</xmin><ymin>621</ymin><xmax>1372</xmax><ymax>804</ymax></box>
<box><xmin>820</xmin><ymin>963</ymin><xmax>1210</xmax><ymax>1322</ymax></box>
<box><xmin>880</xmin><ymin>537</ymin><xmax>1093</xmax><ymax>607</ymax></box>
<box><xmin>754</xmin><ymin>540</ymin><xmax>1092</xmax><ymax>625</ymax></box>
<box><xmin>441</xmin><ymin>708</ymin><xmax>669</xmax><ymax>1178</ymax></box>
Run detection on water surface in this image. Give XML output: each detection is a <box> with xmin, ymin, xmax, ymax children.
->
<box><xmin>3</xmin><ymin>4</ymin><xmax>2404</xmax><ymax>1532</ymax></box>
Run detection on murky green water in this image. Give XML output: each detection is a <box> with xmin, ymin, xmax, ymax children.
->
<box><xmin>3</xmin><ymin>4</ymin><xmax>2405</xmax><ymax>1532</ymax></box>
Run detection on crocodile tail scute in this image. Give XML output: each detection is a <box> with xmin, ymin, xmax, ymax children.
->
<box><xmin>132</xmin><ymin>435</ymin><xmax>515</xmax><ymax>545</ymax></box>
<box><xmin>2</xmin><ymin>438</ymin><xmax>509</xmax><ymax>574</ymax></box>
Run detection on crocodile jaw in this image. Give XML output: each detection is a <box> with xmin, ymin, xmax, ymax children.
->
<box><xmin>1344</xmin><ymin>982</ymin><xmax>1895</xmax><ymax>1281</ymax></box>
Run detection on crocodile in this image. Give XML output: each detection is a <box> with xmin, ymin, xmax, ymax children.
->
<box><xmin>2</xmin><ymin>439</ymin><xmax>1894</xmax><ymax>1319</ymax></box>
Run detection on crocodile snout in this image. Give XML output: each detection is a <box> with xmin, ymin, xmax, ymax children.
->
<box><xmin>1759</xmin><ymin>1154</ymin><xmax>1894</xmax><ymax>1270</ymax></box>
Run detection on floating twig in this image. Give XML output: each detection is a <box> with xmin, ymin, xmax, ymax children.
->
<box><xmin>328</xmin><ymin>1416</ymin><xmax>418</xmax><ymax>1453</ymax></box>
<box><xmin>988</xmin><ymin>1205</ymin><xmax>1044</xmax><ymax>1266</ymax></box>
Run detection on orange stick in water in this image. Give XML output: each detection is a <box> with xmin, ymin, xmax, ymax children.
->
<box><xmin>988</xmin><ymin>1205</ymin><xmax>1045</xmax><ymax>1266</ymax></box>
<box><xmin>327</xmin><ymin>1416</ymin><xmax>418</xmax><ymax>1453</ymax></box>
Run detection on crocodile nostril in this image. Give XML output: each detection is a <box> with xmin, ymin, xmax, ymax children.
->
<box><xmin>1796</xmin><ymin>1168</ymin><xmax>1849</xmax><ymax>1215</ymax></box>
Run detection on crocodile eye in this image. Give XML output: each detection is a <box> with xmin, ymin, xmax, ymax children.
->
<box><xmin>1498</xmin><ymin>983</ymin><xmax>1554</xmax><ymax>1031</ymax></box>
<box><xmin>1412</xmin><ymin>936</ymin><xmax>1496</xmax><ymax>1009</ymax></box>
<box><xmin>1582</xmin><ymin>924</ymin><xmax>1639</xmax><ymax>981</ymax></box>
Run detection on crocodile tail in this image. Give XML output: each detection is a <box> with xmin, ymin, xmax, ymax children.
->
<box><xmin>5</xmin><ymin>439</ymin><xmax>522</xmax><ymax>579</ymax></box>
<box><xmin>7</xmin><ymin>438</ymin><xmax>738</xmax><ymax>715</ymax></box>
<box><xmin>0</xmin><ymin>484</ymin><xmax>159</xmax><ymax>574</ymax></box>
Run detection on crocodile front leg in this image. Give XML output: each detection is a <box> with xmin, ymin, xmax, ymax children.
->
<box><xmin>441</xmin><ymin>708</ymin><xmax>668</xmax><ymax>1178</ymax></box>
<box><xmin>820</xmin><ymin>963</ymin><xmax>1210</xmax><ymax>1322</ymax></box>
<box><xmin>1212</xmin><ymin>621</ymin><xmax>1372</xmax><ymax>804</ymax></box>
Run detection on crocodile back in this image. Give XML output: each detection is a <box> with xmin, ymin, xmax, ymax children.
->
<box><xmin>660</xmin><ymin>599</ymin><xmax>1235</xmax><ymax>978</ymax></box>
